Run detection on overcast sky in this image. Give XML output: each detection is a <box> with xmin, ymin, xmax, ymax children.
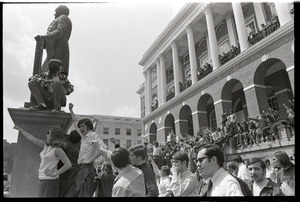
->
<box><xmin>3</xmin><ymin>1</ymin><xmax>192</xmax><ymax>143</ymax></box>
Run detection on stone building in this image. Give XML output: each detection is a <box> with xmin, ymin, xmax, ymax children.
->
<box><xmin>68</xmin><ymin>114</ymin><xmax>142</xmax><ymax>151</ymax></box>
<box><xmin>137</xmin><ymin>2</ymin><xmax>294</xmax><ymax>161</ymax></box>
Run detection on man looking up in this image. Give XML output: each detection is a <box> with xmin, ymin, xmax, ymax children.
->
<box><xmin>247</xmin><ymin>157</ymin><xmax>283</xmax><ymax>196</ymax></box>
<box><xmin>197</xmin><ymin>144</ymin><xmax>243</xmax><ymax>196</ymax></box>
<box><xmin>128</xmin><ymin>144</ymin><xmax>159</xmax><ymax>197</ymax></box>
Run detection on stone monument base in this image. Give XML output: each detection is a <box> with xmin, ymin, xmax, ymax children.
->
<box><xmin>8</xmin><ymin>107</ymin><xmax>72</xmax><ymax>197</ymax></box>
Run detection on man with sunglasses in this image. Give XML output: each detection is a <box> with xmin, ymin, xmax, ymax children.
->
<box><xmin>196</xmin><ymin>144</ymin><xmax>243</xmax><ymax>196</ymax></box>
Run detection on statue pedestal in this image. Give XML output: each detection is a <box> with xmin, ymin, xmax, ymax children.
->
<box><xmin>8</xmin><ymin>107</ymin><xmax>72</xmax><ymax>197</ymax></box>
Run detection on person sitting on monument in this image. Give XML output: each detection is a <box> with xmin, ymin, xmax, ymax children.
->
<box><xmin>13</xmin><ymin>125</ymin><xmax>72</xmax><ymax>197</ymax></box>
<box><xmin>28</xmin><ymin>59</ymin><xmax>74</xmax><ymax>112</ymax></box>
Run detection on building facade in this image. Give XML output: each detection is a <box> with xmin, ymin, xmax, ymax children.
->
<box><xmin>137</xmin><ymin>2</ymin><xmax>294</xmax><ymax>161</ymax></box>
<box><xmin>68</xmin><ymin>114</ymin><xmax>142</xmax><ymax>151</ymax></box>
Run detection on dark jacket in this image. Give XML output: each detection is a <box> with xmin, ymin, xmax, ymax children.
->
<box><xmin>249</xmin><ymin>179</ymin><xmax>283</xmax><ymax>196</ymax></box>
<box><xmin>136</xmin><ymin>163</ymin><xmax>159</xmax><ymax>197</ymax></box>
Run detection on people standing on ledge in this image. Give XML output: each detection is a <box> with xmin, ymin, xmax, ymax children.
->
<box><xmin>13</xmin><ymin>125</ymin><xmax>71</xmax><ymax>197</ymax></box>
<box><xmin>35</xmin><ymin>5</ymin><xmax>72</xmax><ymax>76</ymax></box>
<box><xmin>28</xmin><ymin>59</ymin><xmax>74</xmax><ymax>112</ymax></box>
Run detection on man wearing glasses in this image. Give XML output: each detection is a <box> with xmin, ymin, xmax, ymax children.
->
<box><xmin>196</xmin><ymin>144</ymin><xmax>243</xmax><ymax>196</ymax></box>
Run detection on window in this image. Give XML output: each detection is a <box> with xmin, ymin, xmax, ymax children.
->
<box><xmin>126</xmin><ymin>128</ymin><xmax>131</xmax><ymax>136</ymax></box>
<box><xmin>115</xmin><ymin>128</ymin><xmax>120</xmax><ymax>135</ymax></box>
<box><xmin>137</xmin><ymin>129</ymin><xmax>142</xmax><ymax>136</ymax></box>
<box><xmin>219</xmin><ymin>39</ymin><xmax>230</xmax><ymax>54</ymax></box>
<box><xmin>126</xmin><ymin>140</ymin><xmax>132</xmax><ymax>149</ymax></box>
<box><xmin>199</xmin><ymin>54</ymin><xmax>209</xmax><ymax>68</ymax></box>
<box><xmin>103</xmin><ymin>139</ymin><xmax>109</xmax><ymax>147</ymax></box>
<box><xmin>246</xmin><ymin>18</ymin><xmax>258</xmax><ymax>34</ymax></box>
<box><xmin>103</xmin><ymin>127</ymin><xmax>109</xmax><ymax>135</ymax></box>
<box><xmin>268</xmin><ymin>89</ymin><xmax>280</xmax><ymax>112</ymax></box>
<box><xmin>269</xmin><ymin>3</ymin><xmax>278</xmax><ymax>17</ymax></box>
<box><xmin>209</xmin><ymin>109</ymin><xmax>217</xmax><ymax>130</ymax></box>
<box><xmin>183</xmin><ymin>53</ymin><xmax>190</xmax><ymax>64</ymax></box>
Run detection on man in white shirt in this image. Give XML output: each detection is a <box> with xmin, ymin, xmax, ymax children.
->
<box><xmin>69</xmin><ymin>103</ymin><xmax>110</xmax><ymax>197</ymax></box>
<box><xmin>232</xmin><ymin>154</ymin><xmax>251</xmax><ymax>185</ymax></box>
<box><xmin>197</xmin><ymin>144</ymin><xmax>244</xmax><ymax>196</ymax></box>
<box><xmin>166</xmin><ymin>151</ymin><xmax>198</xmax><ymax>196</ymax></box>
<box><xmin>157</xmin><ymin>165</ymin><xmax>171</xmax><ymax>197</ymax></box>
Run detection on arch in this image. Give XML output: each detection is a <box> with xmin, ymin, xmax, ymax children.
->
<box><xmin>149</xmin><ymin>123</ymin><xmax>157</xmax><ymax>143</ymax></box>
<box><xmin>179</xmin><ymin>105</ymin><xmax>194</xmax><ymax>136</ymax></box>
<box><xmin>253</xmin><ymin>58</ymin><xmax>293</xmax><ymax>119</ymax></box>
<box><xmin>221</xmin><ymin>79</ymin><xmax>248</xmax><ymax>122</ymax></box>
<box><xmin>165</xmin><ymin>114</ymin><xmax>176</xmax><ymax>142</ymax></box>
<box><xmin>197</xmin><ymin>93</ymin><xmax>216</xmax><ymax>128</ymax></box>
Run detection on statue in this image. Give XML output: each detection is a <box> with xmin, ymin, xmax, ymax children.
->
<box><xmin>35</xmin><ymin>5</ymin><xmax>72</xmax><ymax>76</ymax></box>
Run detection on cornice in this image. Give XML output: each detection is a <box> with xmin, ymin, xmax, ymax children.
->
<box><xmin>139</xmin><ymin>3</ymin><xmax>202</xmax><ymax>67</ymax></box>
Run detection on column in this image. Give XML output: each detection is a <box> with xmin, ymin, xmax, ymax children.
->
<box><xmin>155</xmin><ymin>59</ymin><xmax>162</xmax><ymax>106</ymax></box>
<box><xmin>146</xmin><ymin>68</ymin><xmax>152</xmax><ymax>114</ymax></box>
<box><xmin>192</xmin><ymin>111</ymin><xmax>200</xmax><ymax>135</ymax></box>
<box><xmin>159</xmin><ymin>54</ymin><xmax>167</xmax><ymax>104</ymax></box>
<box><xmin>226</xmin><ymin>11</ymin><xmax>238</xmax><ymax>47</ymax></box>
<box><xmin>171</xmin><ymin>41</ymin><xmax>181</xmax><ymax>95</ymax></box>
<box><xmin>186</xmin><ymin>25</ymin><xmax>199</xmax><ymax>84</ymax></box>
<box><xmin>253</xmin><ymin>3</ymin><xmax>267</xmax><ymax>30</ymax></box>
<box><xmin>143</xmin><ymin>71</ymin><xmax>149</xmax><ymax>115</ymax></box>
<box><xmin>203</xmin><ymin>4</ymin><xmax>220</xmax><ymax>70</ymax></box>
<box><xmin>274</xmin><ymin>3</ymin><xmax>293</xmax><ymax>27</ymax></box>
<box><xmin>206</xmin><ymin>36</ymin><xmax>212</xmax><ymax>64</ymax></box>
<box><xmin>232</xmin><ymin>2</ymin><xmax>249</xmax><ymax>52</ymax></box>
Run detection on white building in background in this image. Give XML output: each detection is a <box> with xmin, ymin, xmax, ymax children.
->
<box><xmin>68</xmin><ymin>114</ymin><xmax>142</xmax><ymax>151</ymax></box>
<box><xmin>137</xmin><ymin>2</ymin><xmax>294</xmax><ymax>161</ymax></box>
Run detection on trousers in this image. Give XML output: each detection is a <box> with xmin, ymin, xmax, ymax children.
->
<box><xmin>28</xmin><ymin>80</ymin><xmax>66</xmax><ymax>110</ymax></box>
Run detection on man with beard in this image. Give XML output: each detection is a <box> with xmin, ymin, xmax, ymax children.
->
<box><xmin>35</xmin><ymin>5</ymin><xmax>72</xmax><ymax>75</ymax></box>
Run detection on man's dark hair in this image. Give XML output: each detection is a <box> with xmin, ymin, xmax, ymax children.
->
<box><xmin>160</xmin><ymin>165</ymin><xmax>170</xmax><ymax>176</ymax></box>
<box><xmin>77</xmin><ymin>118</ymin><xmax>93</xmax><ymax>131</ymax></box>
<box><xmin>129</xmin><ymin>144</ymin><xmax>147</xmax><ymax>160</ymax></box>
<box><xmin>48</xmin><ymin>59</ymin><xmax>63</xmax><ymax>76</ymax></box>
<box><xmin>247</xmin><ymin>157</ymin><xmax>266</xmax><ymax>170</ymax></box>
<box><xmin>57</xmin><ymin>5</ymin><xmax>70</xmax><ymax>16</ymax></box>
<box><xmin>172</xmin><ymin>151</ymin><xmax>189</xmax><ymax>166</ymax></box>
<box><xmin>69</xmin><ymin>130</ymin><xmax>81</xmax><ymax>144</ymax></box>
<box><xmin>111</xmin><ymin>147</ymin><xmax>129</xmax><ymax>168</ymax></box>
<box><xmin>232</xmin><ymin>154</ymin><xmax>244</xmax><ymax>163</ymax></box>
<box><xmin>199</xmin><ymin>144</ymin><xmax>224</xmax><ymax>167</ymax></box>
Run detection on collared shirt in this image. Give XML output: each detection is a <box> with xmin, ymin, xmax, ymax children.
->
<box><xmin>158</xmin><ymin>176</ymin><xmax>171</xmax><ymax>197</ymax></box>
<box><xmin>169</xmin><ymin>169</ymin><xmax>198</xmax><ymax>196</ymax></box>
<box><xmin>250</xmin><ymin>179</ymin><xmax>283</xmax><ymax>196</ymax></box>
<box><xmin>77</xmin><ymin>131</ymin><xmax>107</xmax><ymax>164</ymax></box>
<box><xmin>112</xmin><ymin>165</ymin><xmax>146</xmax><ymax>197</ymax></box>
<box><xmin>29</xmin><ymin>72</ymin><xmax>74</xmax><ymax>95</ymax></box>
<box><xmin>210</xmin><ymin>167</ymin><xmax>244</xmax><ymax>196</ymax></box>
<box><xmin>198</xmin><ymin>178</ymin><xmax>210</xmax><ymax>196</ymax></box>
<box><xmin>237</xmin><ymin>163</ymin><xmax>251</xmax><ymax>183</ymax></box>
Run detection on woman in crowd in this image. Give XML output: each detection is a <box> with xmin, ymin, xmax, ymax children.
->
<box><xmin>272</xmin><ymin>150</ymin><xmax>295</xmax><ymax>196</ymax></box>
<box><xmin>13</xmin><ymin>125</ymin><xmax>71</xmax><ymax>197</ymax></box>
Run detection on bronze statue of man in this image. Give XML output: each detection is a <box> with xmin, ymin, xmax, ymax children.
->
<box><xmin>35</xmin><ymin>5</ymin><xmax>72</xmax><ymax>76</ymax></box>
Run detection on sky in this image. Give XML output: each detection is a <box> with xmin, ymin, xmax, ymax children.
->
<box><xmin>3</xmin><ymin>0</ymin><xmax>191</xmax><ymax>143</ymax></box>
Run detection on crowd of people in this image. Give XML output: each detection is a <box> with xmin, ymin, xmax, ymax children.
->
<box><xmin>5</xmin><ymin>100</ymin><xmax>294</xmax><ymax>197</ymax></box>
